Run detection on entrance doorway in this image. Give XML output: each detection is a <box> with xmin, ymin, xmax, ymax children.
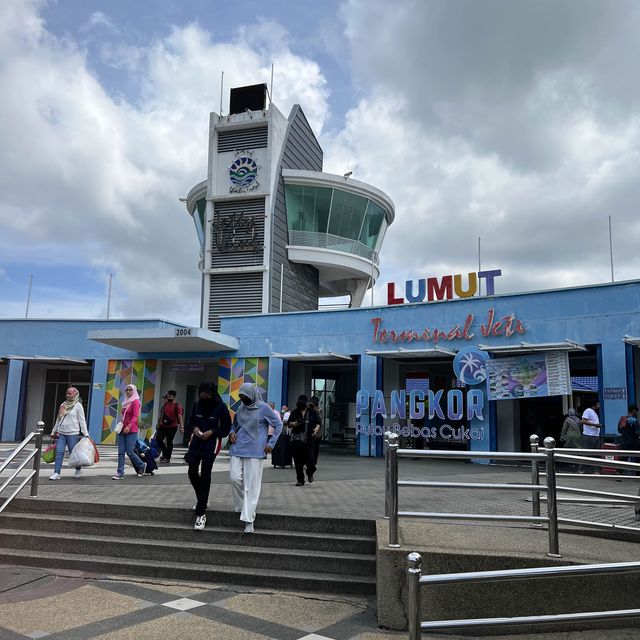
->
<box><xmin>41</xmin><ymin>367</ymin><xmax>92</xmax><ymax>435</ymax></box>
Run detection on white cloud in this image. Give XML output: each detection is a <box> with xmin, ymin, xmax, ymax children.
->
<box><xmin>0</xmin><ymin>1</ymin><xmax>330</xmax><ymax>322</ymax></box>
<box><xmin>324</xmin><ymin>0</ymin><xmax>640</xmax><ymax>300</ymax></box>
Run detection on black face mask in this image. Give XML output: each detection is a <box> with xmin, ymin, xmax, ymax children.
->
<box><xmin>296</xmin><ymin>401</ymin><xmax>307</xmax><ymax>411</ymax></box>
<box><xmin>240</xmin><ymin>396</ymin><xmax>252</xmax><ymax>406</ymax></box>
<box><xmin>166</xmin><ymin>397</ymin><xmax>174</xmax><ymax>402</ymax></box>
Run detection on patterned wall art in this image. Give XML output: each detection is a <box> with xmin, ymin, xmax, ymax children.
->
<box><xmin>101</xmin><ymin>359</ymin><xmax>157</xmax><ymax>444</ymax></box>
<box><xmin>218</xmin><ymin>357</ymin><xmax>269</xmax><ymax>418</ymax></box>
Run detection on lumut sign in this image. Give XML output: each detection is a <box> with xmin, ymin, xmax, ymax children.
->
<box><xmin>387</xmin><ymin>269</ymin><xmax>502</xmax><ymax>305</ymax></box>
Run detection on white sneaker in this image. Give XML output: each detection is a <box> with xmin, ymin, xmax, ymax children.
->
<box><xmin>243</xmin><ymin>522</ymin><xmax>254</xmax><ymax>534</ymax></box>
<box><xmin>192</xmin><ymin>502</ymin><xmax>210</xmax><ymax>511</ymax></box>
<box><xmin>73</xmin><ymin>469</ymin><xmax>82</xmax><ymax>479</ymax></box>
<box><xmin>194</xmin><ymin>515</ymin><xmax>206</xmax><ymax>531</ymax></box>
<box><xmin>48</xmin><ymin>473</ymin><xmax>61</xmax><ymax>481</ymax></box>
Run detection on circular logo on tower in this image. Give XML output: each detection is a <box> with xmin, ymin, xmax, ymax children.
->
<box><xmin>453</xmin><ymin>347</ymin><xmax>489</xmax><ymax>385</ymax></box>
<box><xmin>229</xmin><ymin>156</ymin><xmax>258</xmax><ymax>189</ymax></box>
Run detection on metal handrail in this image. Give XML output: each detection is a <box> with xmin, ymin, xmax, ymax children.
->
<box><xmin>385</xmin><ymin>432</ymin><xmax>557</xmax><ymax>554</ymax></box>
<box><xmin>385</xmin><ymin>432</ymin><xmax>640</xmax><ymax>557</ymax></box>
<box><xmin>407</xmin><ymin>552</ymin><xmax>640</xmax><ymax>638</ymax></box>
<box><xmin>0</xmin><ymin>421</ymin><xmax>44</xmax><ymax>512</ymax></box>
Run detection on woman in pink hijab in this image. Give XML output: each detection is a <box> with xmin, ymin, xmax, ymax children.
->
<box><xmin>112</xmin><ymin>383</ymin><xmax>146</xmax><ymax>479</ymax></box>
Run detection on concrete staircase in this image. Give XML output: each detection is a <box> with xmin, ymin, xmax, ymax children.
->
<box><xmin>0</xmin><ymin>498</ymin><xmax>376</xmax><ymax>595</ymax></box>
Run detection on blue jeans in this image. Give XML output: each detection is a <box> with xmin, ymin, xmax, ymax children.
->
<box><xmin>55</xmin><ymin>433</ymin><xmax>81</xmax><ymax>473</ymax></box>
<box><xmin>117</xmin><ymin>432</ymin><xmax>144</xmax><ymax>476</ymax></box>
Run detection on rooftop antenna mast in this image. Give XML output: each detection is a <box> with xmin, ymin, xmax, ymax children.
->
<box><xmin>269</xmin><ymin>63</ymin><xmax>274</xmax><ymax>106</ymax></box>
<box><xmin>219</xmin><ymin>70</ymin><xmax>224</xmax><ymax>115</ymax></box>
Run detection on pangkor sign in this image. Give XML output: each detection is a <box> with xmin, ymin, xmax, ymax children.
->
<box><xmin>387</xmin><ymin>269</ymin><xmax>502</xmax><ymax>305</ymax></box>
<box><xmin>356</xmin><ymin>346</ymin><xmax>489</xmax><ymax>441</ymax></box>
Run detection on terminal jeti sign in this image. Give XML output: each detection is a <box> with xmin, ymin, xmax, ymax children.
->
<box><xmin>371</xmin><ymin>308</ymin><xmax>526</xmax><ymax>344</ymax></box>
<box><xmin>387</xmin><ymin>269</ymin><xmax>502</xmax><ymax>305</ymax></box>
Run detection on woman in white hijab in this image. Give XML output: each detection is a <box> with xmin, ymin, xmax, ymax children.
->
<box><xmin>228</xmin><ymin>383</ymin><xmax>282</xmax><ymax>533</ymax></box>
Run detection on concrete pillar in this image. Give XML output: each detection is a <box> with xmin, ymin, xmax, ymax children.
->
<box><xmin>87</xmin><ymin>358</ymin><xmax>109</xmax><ymax>442</ymax></box>
<box><xmin>1</xmin><ymin>359</ymin><xmax>25</xmax><ymax>441</ymax></box>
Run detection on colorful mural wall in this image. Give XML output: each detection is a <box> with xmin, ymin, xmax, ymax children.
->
<box><xmin>101</xmin><ymin>359</ymin><xmax>157</xmax><ymax>443</ymax></box>
<box><xmin>218</xmin><ymin>357</ymin><xmax>269</xmax><ymax>417</ymax></box>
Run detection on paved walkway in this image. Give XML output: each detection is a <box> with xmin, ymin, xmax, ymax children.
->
<box><xmin>2</xmin><ymin>445</ymin><xmax>640</xmax><ymax>639</ymax></box>
<box><xmin>6</xmin><ymin>444</ymin><xmax>639</xmax><ymax>527</ymax></box>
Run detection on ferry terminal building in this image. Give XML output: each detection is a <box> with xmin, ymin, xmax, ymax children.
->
<box><xmin>1</xmin><ymin>85</ymin><xmax>639</xmax><ymax>457</ymax></box>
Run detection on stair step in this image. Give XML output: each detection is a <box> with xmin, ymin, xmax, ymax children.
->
<box><xmin>0</xmin><ymin>529</ymin><xmax>376</xmax><ymax>576</ymax></box>
<box><xmin>0</xmin><ymin>512</ymin><xmax>376</xmax><ymax>554</ymax></box>
<box><xmin>0</xmin><ymin>548</ymin><xmax>376</xmax><ymax>595</ymax></box>
<box><xmin>8</xmin><ymin>499</ymin><xmax>375</xmax><ymax>536</ymax></box>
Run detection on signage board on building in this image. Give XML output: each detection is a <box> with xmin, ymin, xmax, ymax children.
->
<box><xmin>170</xmin><ymin>361</ymin><xmax>206</xmax><ymax>373</ymax></box>
<box><xmin>487</xmin><ymin>351</ymin><xmax>571</xmax><ymax>400</ymax></box>
<box><xmin>603</xmin><ymin>387</ymin><xmax>627</xmax><ymax>400</ymax></box>
<box><xmin>387</xmin><ymin>269</ymin><xmax>502</xmax><ymax>305</ymax></box>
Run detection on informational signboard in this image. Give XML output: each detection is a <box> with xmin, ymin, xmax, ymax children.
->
<box><xmin>603</xmin><ymin>387</ymin><xmax>627</xmax><ymax>400</ymax></box>
<box><xmin>170</xmin><ymin>361</ymin><xmax>205</xmax><ymax>373</ymax></box>
<box><xmin>487</xmin><ymin>351</ymin><xmax>571</xmax><ymax>400</ymax></box>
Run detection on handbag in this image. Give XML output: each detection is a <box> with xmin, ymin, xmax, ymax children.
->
<box><xmin>290</xmin><ymin>430</ymin><xmax>307</xmax><ymax>445</ymax></box>
<box><xmin>114</xmin><ymin>421</ymin><xmax>124</xmax><ymax>434</ymax></box>
<box><xmin>41</xmin><ymin>444</ymin><xmax>56</xmax><ymax>464</ymax></box>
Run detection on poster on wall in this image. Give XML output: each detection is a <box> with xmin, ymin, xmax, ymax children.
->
<box><xmin>487</xmin><ymin>351</ymin><xmax>571</xmax><ymax>400</ymax></box>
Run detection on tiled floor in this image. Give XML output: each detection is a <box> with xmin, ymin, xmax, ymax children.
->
<box><xmin>0</xmin><ymin>570</ymin><xmax>406</xmax><ymax>640</ymax></box>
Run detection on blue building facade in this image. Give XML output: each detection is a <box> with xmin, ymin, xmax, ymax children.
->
<box><xmin>1</xmin><ymin>279</ymin><xmax>640</xmax><ymax>457</ymax></box>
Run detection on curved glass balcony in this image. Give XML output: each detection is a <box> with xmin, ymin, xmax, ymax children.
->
<box><xmin>284</xmin><ymin>183</ymin><xmax>389</xmax><ymax>257</ymax></box>
<box><xmin>288</xmin><ymin>230</ymin><xmax>379</xmax><ymax>265</ymax></box>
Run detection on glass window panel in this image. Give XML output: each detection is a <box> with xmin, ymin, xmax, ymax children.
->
<box><xmin>359</xmin><ymin>201</ymin><xmax>386</xmax><ymax>249</ymax></box>
<box><xmin>196</xmin><ymin>198</ymin><xmax>206</xmax><ymax>232</ymax></box>
<box><xmin>314</xmin><ymin>187</ymin><xmax>331</xmax><ymax>233</ymax></box>
<box><xmin>72</xmin><ymin>369</ymin><xmax>91</xmax><ymax>383</ymax></box>
<box><xmin>284</xmin><ymin>185</ymin><xmax>304</xmax><ymax>231</ymax></box>
<box><xmin>328</xmin><ymin>190</ymin><xmax>368</xmax><ymax>240</ymax></box>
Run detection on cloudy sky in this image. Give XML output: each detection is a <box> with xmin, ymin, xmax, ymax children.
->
<box><xmin>1</xmin><ymin>0</ymin><xmax>640</xmax><ymax>324</ymax></box>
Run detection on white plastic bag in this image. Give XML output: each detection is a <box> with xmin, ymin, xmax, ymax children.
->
<box><xmin>68</xmin><ymin>437</ymin><xmax>95</xmax><ymax>467</ymax></box>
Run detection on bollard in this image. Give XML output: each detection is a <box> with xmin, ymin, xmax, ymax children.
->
<box><xmin>407</xmin><ymin>552</ymin><xmax>422</xmax><ymax>640</ymax></box>
<box><xmin>384</xmin><ymin>431</ymin><xmax>391</xmax><ymax>519</ymax></box>
<box><xmin>530</xmin><ymin>434</ymin><xmax>541</xmax><ymax>521</ymax></box>
<box><xmin>544</xmin><ymin>437</ymin><xmax>561</xmax><ymax>557</ymax></box>
<box><xmin>30</xmin><ymin>421</ymin><xmax>45</xmax><ymax>498</ymax></box>
<box><xmin>388</xmin><ymin>432</ymin><xmax>400</xmax><ymax>547</ymax></box>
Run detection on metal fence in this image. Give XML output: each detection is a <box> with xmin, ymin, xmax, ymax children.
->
<box><xmin>0</xmin><ymin>422</ymin><xmax>44</xmax><ymax>513</ymax></box>
<box><xmin>384</xmin><ymin>431</ymin><xmax>640</xmax><ymax>557</ymax></box>
<box><xmin>406</xmin><ymin>552</ymin><xmax>640</xmax><ymax>638</ymax></box>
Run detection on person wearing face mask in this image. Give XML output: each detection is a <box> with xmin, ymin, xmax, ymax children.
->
<box><xmin>156</xmin><ymin>389</ymin><xmax>184</xmax><ymax>463</ymax></box>
<box><xmin>288</xmin><ymin>394</ymin><xmax>322</xmax><ymax>486</ymax></box>
<box><xmin>228</xmin><ymin>383</ymin><xmax>282</xmax><ymax>533</ymax></box>
<box><xmin>187</xmin><ymin>382</ymin><xmax>231</xmax><ymax>531</ymax></box>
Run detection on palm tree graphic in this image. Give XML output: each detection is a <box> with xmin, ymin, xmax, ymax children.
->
<box><xmin>458</xmin><ymin>352</ymin><xmax>486</xmax><ymax>382</ymax></box>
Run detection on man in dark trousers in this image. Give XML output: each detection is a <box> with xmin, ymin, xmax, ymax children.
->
<box><xmin>156</xmin><ymin>390</ymin><xmax>184</xmax><ymax>463</ymax></box>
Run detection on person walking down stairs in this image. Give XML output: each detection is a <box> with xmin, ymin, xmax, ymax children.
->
<box><xmin>229</xmin><ymin>383</ymin><xmax>282</xmax><ymax>534</ymax></box>
<box><xmin>186</xmin><ymin>382</ymin><xmax>231</xmax><ymax>531</ymax></box>
<box><xmin>49</xmin><ymin>387</ymin><xmax>89</xmax><ymax>481</ymax></box>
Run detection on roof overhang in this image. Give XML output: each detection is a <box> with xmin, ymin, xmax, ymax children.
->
<box><xmin>6</xmin><ymin>355</ymin><xmax>89</xmax><ymax>364</ymax></box>
<box><xmin>271</xmin><ymin>352</ymin><xmax>352</xmax><ymax>362</ymax></box>
<box><xmin>478</xmin><ymin>340</ymin><xmax>587</xmax><ymax>354</ymax></box>
<box><xmin>624</xmin><ymin>336</ymin><xmax>640</xmax><ymax>347</ymax></box>
<box><xmin>365</xmin><ymin>347</ymin><xmax>456</xmax><ymax>359</ymax></box>
<box><xmin>87</xmin><ymin>328</ymin><xmax>239</xmax><ymax>353</ymax></box>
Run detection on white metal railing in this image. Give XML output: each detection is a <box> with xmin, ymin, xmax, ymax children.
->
<box><xmin>406</xmin><ymin>553</ymin><xmax>640</xmax><ymax>638</ymax></box>
<box><xmin>287</xmin><ymin>230</ymin><xmax>379</xmax><ymax>264</ymax></box>
<box><xmin>384</xmin><ymin>432</ymin><xmax>640</xmax><ymax>558</ymax></box>
<box><xmin>0</xmin><ymin>421</ymin><xmax>45</xmax><ymax>513</ymax></box>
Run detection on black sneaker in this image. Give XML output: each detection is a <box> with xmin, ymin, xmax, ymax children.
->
<box><xmin>308</xmin><ymin>474</ymin><xmax>314</xmax><ymax>483</ymax></box>
<box><xmin>137</xmin><ymin>463</ymin><xmax>147</xmax><ymax>477</ymax></box>
<box><xmin>296</xmin><ymin>481</ymin><xmax>304</xmax><ymax>486</ymax></box>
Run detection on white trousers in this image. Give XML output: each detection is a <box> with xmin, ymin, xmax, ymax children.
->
<box><xmin>229</xmin><ymin>456</ymin><xmax>264</xmax><ymax>523</ymax></box>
